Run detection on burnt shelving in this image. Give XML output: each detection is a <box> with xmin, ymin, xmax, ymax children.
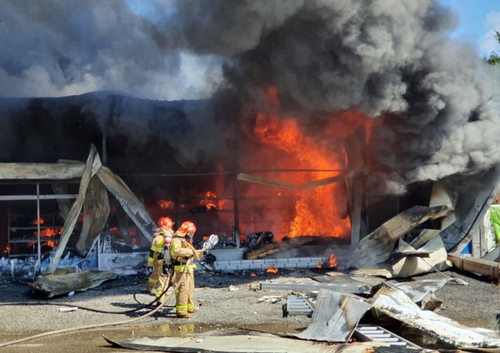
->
<box><xmin>7</xmin><ymin>205</ymin><xmax>64</xmax><ymax>259</ymax></box>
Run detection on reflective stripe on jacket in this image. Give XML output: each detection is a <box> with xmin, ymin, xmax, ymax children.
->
<box><xmin>173</xmin><ymin>263</ymin><xmax>197</xmax><ymax>272</ymax></box>
<box><xmin>147</xmin><ymin>235</ymin><xmax>165</xmax><ymax>267</ymax></box>
<box><xmin>170</xmin><ymin>237</ymin><xmax>196</xmax><ymax>271</ymax></box>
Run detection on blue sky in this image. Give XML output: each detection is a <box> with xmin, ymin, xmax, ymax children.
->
<box><xmin>441</xmin><ymin>0</ymin><xmax>500</xmax><ymax>56</ymax></box>
<box><xmin>124</xmin><ymin>0</ymin><xmax>500</xmax><ymax>58</ymax></box>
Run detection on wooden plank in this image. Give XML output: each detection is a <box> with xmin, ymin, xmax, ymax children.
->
<box><xmin>448</xmin><ymin>253</ymin><xmax>500</xmax><ymax>280</ymax></box>
<box><xmin>244</xmin><ymin>236</ymin><xmax>316</xmax><ymax>260</ymax></box>
<box><xmin>0</xmin><ymin>162</ymin><xmax>85</xmax><ymax>180</ymax></box>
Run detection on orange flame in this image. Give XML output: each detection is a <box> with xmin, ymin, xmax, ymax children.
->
<box><xmin>201</xmin><ymin>191</ymin><xmax>218</xmax><ymax>198</ymax></box>
<box><xmin>158</xmin><ymin>200</ymin><xmax>175</xmax><ymax>210</ymax></box>
<box><xmin>199</xmin><ymin>191</ymin><xmax>220</xmax><ymax>210</ymax></box>
<box><xmin>328</xmin><ymin>254</ymin><xmax>338</xmax><ymax>268</ymax></box>
<box><xmin>215</xmin><ymin>85</ymin><xmax>382</xmax><ymax>242</ymax></box>
<box><xmin>266</xmin><ymin>268</ymin><xmax>278</xmax><ymax>274</ymax></box>
<box><xmin>205</xmin><ymin>204</ymin><xmax>218</xmax><ymax>210</ymax></box>
<box><xmin>252</xmin><ymin>110</ymin><xmax>351</xmax><ymax>240</ymax></box>
<box><xmin>30</xmin><ymin>218</ymin><xmax>44</xmax><ymax>225</ymax></box>
<box><xmin>317</xmin><ymin>254</ymin><xmax>338</xmax><ymax>269</ymax></box>
<box><xmin>34</xmin><ymin>228</ymin><xmax>62</xmax><ymax>237</ymax></box>
<box><xmin>250</xmin><ymin>272</ymin><xmax>257</xmax><ymax>277</ymax></box>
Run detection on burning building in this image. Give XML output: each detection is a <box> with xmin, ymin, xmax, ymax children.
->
<box><xmin>1</xmin><ymin>1</ymin><xmax>500</xmax><ymax>274</ymax></box>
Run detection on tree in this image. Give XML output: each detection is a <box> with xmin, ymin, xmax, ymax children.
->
<box><xmin>485</xmin><ymin>30</ymin><xmax>500</xmax><ymax>66</ymax></box>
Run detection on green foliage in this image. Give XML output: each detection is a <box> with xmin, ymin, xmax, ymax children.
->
<box><xmin>485</xmin><ymin>30</ymin><xmax>500</xmax><ymax>66</ymax></box>
<box><xmin>490</xmin><ymin>207</ymin><xmax>500</xmax><ymax>244</ymax></box>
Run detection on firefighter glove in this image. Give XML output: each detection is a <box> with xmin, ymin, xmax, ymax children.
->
<box><xmin>147</xmin><ymin>266</ymin><xmax>153</xmax><ymax>275</ymax></box>
<box><xmin>193</xmin><ymin>250</ymin><xmax>205</xmax><ymax>260</ymax></box>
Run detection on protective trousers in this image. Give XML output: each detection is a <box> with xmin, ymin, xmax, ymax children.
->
<box><xmin>155</xmin><ymin>268</ymin><xmax>172</xmax><ymax>304</ymax></box>
<box><xmin>173</xmin><ymin>270</ymin><xmax>195</xmax><ymax>316</ymax></box>
<box><xmin>147</xmin><ymin>233</ymin><xmax>167</xmax><ymax>293</ymax></box>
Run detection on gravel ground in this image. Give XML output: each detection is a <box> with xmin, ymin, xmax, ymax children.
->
<box><xmin>0</xmin><ymin>267</ymin><xmax>499</xmax><ymax>352</ymax></box>
<box><xmin>413</xmin><ymin>270</ymin><xmax>500</xmax><ymax>328</ymax></box>
<box><xmin>0</xmin><ymin>269</ymin><xmax>314</xmax><ymax>336</ymax></box>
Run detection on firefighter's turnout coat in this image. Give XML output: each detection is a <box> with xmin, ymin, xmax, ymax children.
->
<box><xmin>170</xmin><ymin>235</ymin><xmax>201</xmax><ymax>316</ymax></box>
<box><xmin>147</xmin><ymin>228</ymin><xmax>173</xmax><ymax>293</ymax></box>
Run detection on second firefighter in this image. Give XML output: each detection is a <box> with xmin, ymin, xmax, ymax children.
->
<box><xmin>170</xmin><ymin>221</ymin><xmax>205</xmax><ymax>318</ymax></box>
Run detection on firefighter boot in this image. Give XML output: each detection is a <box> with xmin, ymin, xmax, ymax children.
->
<box><xmin>188</xmin><ymin>307</ymin><xmax>199</xmax><ymax>314</ymax></box>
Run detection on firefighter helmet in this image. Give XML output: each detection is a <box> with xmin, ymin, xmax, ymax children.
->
<box><xmin>157</xmin><ymin>217</ymin><xmax>173</xmax><ymax>230</ymax></box>
<box><xmin>175</xmin><ymin>221</ymin><xmax>196</xmax><ymax>238</ymax></box>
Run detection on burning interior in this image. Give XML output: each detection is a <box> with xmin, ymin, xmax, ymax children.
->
<box><xmin>0</xmin><ymin>91</ymin><xmax>496</xmax><ymax>277</ymax></box>
<box><xmin>1</xmin><ymin>1</ymin><xmax>500</xmax><ymax>275</ymax></box>
<box><xmin>0</xmin><ymin>182</ymin><xmax>74</xmax><ymax>260</ymax></box>
<box><xmin>0</xmin><ymin>101</ymin><xmax>385</xmax><ymax>265</ymax></box>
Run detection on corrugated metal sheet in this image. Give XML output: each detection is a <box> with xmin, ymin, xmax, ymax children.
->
<box><xmin>103</xmin><ymin>333</ymin><xmax>390</xmax><ymax>353</ymax></box>
<box><xmin>284</xmin><ymin>295</ymin><xmax>315</xmax><ymax>317</ymax></box>
<box><xmin>293</xmin><ymin>289</ymin><xmax>372</xmax><ymax>343</ymax></box>
<box><xmin>356</xmin><ymin>324</ymin><xmax>421</xmax><ymax>348</ymax></box>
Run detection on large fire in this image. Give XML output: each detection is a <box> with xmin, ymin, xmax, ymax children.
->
<box><xmin>150</xmin><ymin>86</ymin><xmax>379</xmax><ymax>245</ymax></box>
<box><xmin>236</xmin><ymin>86</ymin><xmax>377</xmax><ymax>241</ymax></box>
<box><xmin>199</xmin><ymin>191</ymin><xmax>219</xmax><ymax>210</ymax></box>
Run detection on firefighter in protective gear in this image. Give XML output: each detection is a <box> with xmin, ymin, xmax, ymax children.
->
<box><xmin>147</xmin><ymin>217</ymin><xmax>174</xmax><ymax>293</ymax></box>
<box><xmin>170</xmin><ymin>221</ymin><xmax>205</xmax><ymax>318</ymax></box>
<box><xmin>155</xmin><ymin>229</ymin><xmax>174</xmax><ymax>304</ymax></box>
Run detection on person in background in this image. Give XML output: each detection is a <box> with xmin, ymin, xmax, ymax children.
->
<box><xmin>146</xmin><ymin>217</ymin><xmax>174</xmax><ymax>294</ymax></box>
<box><xmin>170</xmin><ymin>221</ymin><xmax>205</xmax><ymax>318</ymax></box>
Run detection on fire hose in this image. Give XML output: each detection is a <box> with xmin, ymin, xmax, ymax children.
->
<box><xmin>0</xmin><ymin>274</ymin><xmax>171</xmax><ymax>314</ymax></box>
<box><xmin>0</xmin><ymin>234</ymin><xmax>219</xmax><ymax>348</ymax></box>
<box><xmin>1</xmin><ymin>265</ymin><xmax>173</xmax><ymax>314</ymax></box>
<box><xmin>0</xmin><ymin>258</ymin><xmax>193</xmax><ymax>348</ymax></box>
